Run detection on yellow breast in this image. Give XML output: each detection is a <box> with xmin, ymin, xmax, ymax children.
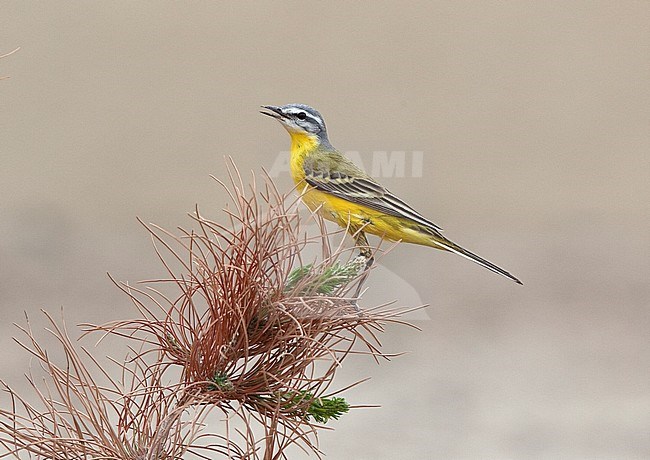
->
<box><xmin>288</xmin><ymin>132</ymin><xmax>318</xmax><ymax>183</ymax></box>
<box><xmin>288</xmin><ymin>132</ymin><xmax>343</xmax><ymax>222</ymax></box>
<box><xmin>287</xmin><ymin>134</ymin><xmax>367</xmax><ymax>228</ymax></box>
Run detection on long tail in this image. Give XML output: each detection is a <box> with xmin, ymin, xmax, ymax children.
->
<box><xmin>429</xmin><ymin>235</ymin><xmax>523</xmax><ymax>285</ymax></box>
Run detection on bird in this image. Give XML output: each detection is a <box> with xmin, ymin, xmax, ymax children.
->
<box><xmin>261</xmin><ymin>103</ymin><xmax>522</xmax><ymax>285</ymax></box>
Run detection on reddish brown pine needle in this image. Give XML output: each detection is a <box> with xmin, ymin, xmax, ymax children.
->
<box><xmin>1</xmin><ymin>161</ymin><xmax>419</xmax><ymax>460</ymax></box>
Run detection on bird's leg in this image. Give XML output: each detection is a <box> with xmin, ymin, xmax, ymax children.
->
<box><xmin>354</xmin><ymin>230</ymin><xmax>374</xmax><ymax>269</ymax></box>
<box><xmin>351</xmin><ymin>230</ymin><xmax>373</xmax><ymax>301</ymax></box>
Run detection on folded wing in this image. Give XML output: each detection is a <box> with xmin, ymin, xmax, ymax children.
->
<box><xmin>303</xmin><ymin>155</ymin><xmax>443</xmax><ymax>232</ymax></box>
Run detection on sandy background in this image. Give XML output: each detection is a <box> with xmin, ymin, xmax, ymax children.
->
<box><xmin>2</xmin><ymin>2</ymin><xmax>649</xmax><ymax>458</ymax></box>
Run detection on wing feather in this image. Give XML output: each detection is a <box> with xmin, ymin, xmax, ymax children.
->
<box><xmin>303</xmin><ymin>158</ymin><xmax>443</xmax><ymax>232</ymax></box>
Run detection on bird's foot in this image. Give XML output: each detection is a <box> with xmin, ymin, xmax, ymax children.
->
<box><xmin>357</xmin><ymin>247</ymin><xmax>374</xmax><ymax>270</ymax></box>
<box><xmin>352</xmin><ymin>254</ymin><xmax>373</xmax><ymax>273</ymax></box>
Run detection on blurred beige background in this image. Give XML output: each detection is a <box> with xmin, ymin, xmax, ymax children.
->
<box><xmin>2</xmin><ymin>2</ymin><xmax>649</xmax><ymax>458</ymax></box>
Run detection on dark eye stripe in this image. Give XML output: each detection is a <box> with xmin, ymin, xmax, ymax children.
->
<box><xmin>287</xmin><ymin>110</ymin><xmax>320</xmax><ymax>124</ymax></box>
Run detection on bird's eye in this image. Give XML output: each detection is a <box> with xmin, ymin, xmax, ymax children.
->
<box><xmin>296</xmin><ymin>112</ymin><xmax>307</xmax><ymax>120</ymax></box>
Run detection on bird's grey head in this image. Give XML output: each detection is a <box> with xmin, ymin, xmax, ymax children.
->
<box><xmin>261</xmin><ymin>103</ymin><xmax>329</xmax><ymax>141</ymax></box>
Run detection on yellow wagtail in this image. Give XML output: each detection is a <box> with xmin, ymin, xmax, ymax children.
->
<box><xmin>261</xmin><ymin>103</ymin><xmax>522</xmax><ymax>285</ymax></box>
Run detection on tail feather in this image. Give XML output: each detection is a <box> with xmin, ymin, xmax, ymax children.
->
<box><xmin>432</xmin><ymin>236</ymin><xmax>523</xmax><ymax>285</ymax></box>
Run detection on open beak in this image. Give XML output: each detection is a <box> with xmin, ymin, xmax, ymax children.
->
<box><xmin>260</xmin><ymin>105</ymin><xmax>285</xmax><ymax>119</ymax></box>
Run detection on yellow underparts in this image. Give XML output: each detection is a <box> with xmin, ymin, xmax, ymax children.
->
<box><xmin>288</xmin><ymin>132</ymin><xmax>443</xmax><ymax>249</ymax></box>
